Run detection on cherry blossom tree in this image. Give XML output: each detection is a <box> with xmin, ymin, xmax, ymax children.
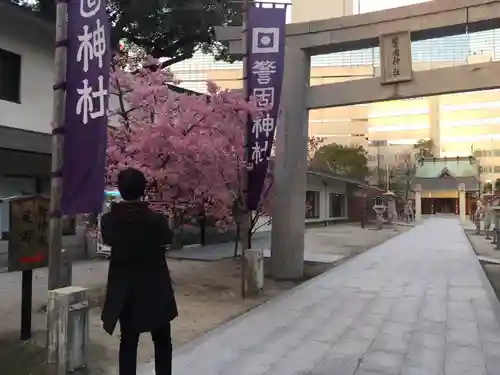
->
<box><xmin>107</xmin><ymin>58</ymin><xmax>265</xmax><ymax>243</ymax></box>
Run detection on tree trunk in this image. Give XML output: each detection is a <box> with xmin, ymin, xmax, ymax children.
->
<box><xmin>199</xmin><ymin>213</ymin><xmax>206</xmax><ymax>246</ymax></box>
<box><xmin>234</xmin><ymin>221</ymin><xmax>240</xmax><ymax>257</ymax></box>
<box><xmin>248</xmin><ymin>225</ymin><xmax>252</xmax><ymax>249</ymax></box>
<box><xmin>171</xmin><ymin>212</ymin><xmax>183</xmax><ymax>250</ymax></box>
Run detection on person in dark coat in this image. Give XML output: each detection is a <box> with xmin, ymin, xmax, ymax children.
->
<box><xmin>100</xmin><ymin>168</ymin><xmax>177</xmax><ymax>375</ymax></box>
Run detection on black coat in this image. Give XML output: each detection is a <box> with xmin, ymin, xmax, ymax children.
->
<box><xmin>100</xmin><ymin>202</ymin><xmax>178</xmax><ymax>335</ymax></box>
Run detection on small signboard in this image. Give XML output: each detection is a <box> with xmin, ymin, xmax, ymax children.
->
<box><xmin>7</xmin><ymin>195</ymin><xmax>50</xmax><ymax>272</ymax></box>
<box><xmin>379</xmin><ymin>31</ymin><xmax>413</xmax><ymax>84</ymax></box>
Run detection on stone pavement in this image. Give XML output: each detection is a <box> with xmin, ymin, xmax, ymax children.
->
<box><xmin>168</xmin><ymin>224</ymin><xmax>402</xmax><ymax>264</ymax></box>
<box><xmin>138</xmin><ymin>217</ymin><xmax>500</xmax><ymax>375</ymax></box>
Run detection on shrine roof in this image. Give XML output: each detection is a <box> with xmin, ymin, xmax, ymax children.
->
<box><xmin>414</xmin><ymin>156</ymin><xmax>480</xmax><ymax>179</ymax></box>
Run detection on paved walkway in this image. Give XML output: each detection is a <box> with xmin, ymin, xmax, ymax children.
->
<box><xmin>168</xmin><ymin>224</ymin><xmax>403</xmax><ymax>264</ymax></box>
<box><xmin>139</xmin><ymin>217</ymin><xmax>500</xmax><ymax>375</ymax></box>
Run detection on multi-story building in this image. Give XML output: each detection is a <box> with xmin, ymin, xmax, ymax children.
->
<box><xmin>169</xmin><ymin>0</ymin><xmax>500</xmax><ymax>185</ymax></box>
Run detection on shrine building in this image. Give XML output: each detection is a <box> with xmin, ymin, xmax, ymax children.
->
<box><xmin>411</xmin><ymin>157</ymin><xmax>480</xmax><ymax>215</ymax></box>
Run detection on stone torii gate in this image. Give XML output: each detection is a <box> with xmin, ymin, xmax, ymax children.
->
<box><xmin>216</xmin><ymin>0</ymin><xmax>500</xmax><ymax>279</ymax></box>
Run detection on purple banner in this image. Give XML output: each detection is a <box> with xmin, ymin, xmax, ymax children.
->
<box><xmin>247</xmin><ymin>5</ymin><xmax>286</xmax><ymax>210</ymax></box>
<box><xmin>62</xmin><ymin>0</ymin><xmax>111</xmax><ymax>215</ymax></box>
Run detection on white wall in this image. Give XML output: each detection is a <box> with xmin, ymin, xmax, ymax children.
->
<box><xmin>305</xmin><ymin>174</ymin><xmax>348</xmax><ymax>223</ymax></box>
<box><xmin>0</xmin><ymin>17</ymin><xmax>54</xmax><ymax>134</ymax></box>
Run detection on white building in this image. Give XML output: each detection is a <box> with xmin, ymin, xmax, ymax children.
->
<box><xmin>0</xmin><ymin>3</ymin><xmax>53</xmax><ymax>198</ymax></box>
<box><xmin>0</xmin><ymin>3</ymin><xmax>79</xmax><ymax>245</ymax></box>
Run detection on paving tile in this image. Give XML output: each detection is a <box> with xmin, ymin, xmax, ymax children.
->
<box><xmin>344</xmin><ymin>324</ymin><xmax>381</xmax><ymax>342</ymax></box>
<box><xmin>358</xmin><ymin>350</ymin><xmax>404</xmax><ymax>375</ymax></box>
<box><xmin>446</xmin><ymin>327</ymin><xmax>481</xmax><ymax>347</ymax></box>
<box><xmin>354</xmin><ymin>370</ymin><xmax>391</xmax><ymax>375</ymax></box>
<box><xmin>445</xmin><ymin>345</ymin><xmax>487</xmax><ymax>372</ymax></box>
<box><xmin>485</xmin><ymin>354</ymin><xmax>500</xmax><ymax>375</ymax></box>
<box><xmin>379</xmin><ymin>322</ymin><xmax>413</xmax><ymax>337</ymax></box>
<box><xmin>311</xmin><ymin>356</ymin><xmax>359</xmax><ymax>375</ymax></box>
<box><xmin>400</xmin><ymin>365</ymin><xmax>443</xmax><ymax>375</ymax></box>
<box><xmin>371</xmin><ymin>332</ymin><xmax>411</xmax><ymax>354</ymax></box>
<box><xmin>413</xmin><ymin>319</ymin><xmax>446</xmax><ymax>335</ymax></box>
<box><xmin>357</xmin><ymin>313</ymin><xmax>386</xmax><ymax>328</ymax></box>
<box><xmin>264</xmin><ymin>341</ymin><xmax>332</xmax><ymax>375</ymax></box>
<box><xmin>408</xmin><ymin>332</ymin><xmax>445</xmax><ymax>351</ymax></box>
<box><xmin>329</xmin><ymin>337</ymin><xmax>373</xmax><ymax>361</ymax></box>
<box><xmin>404</xmin><ymin>346</ymin><xmax>445</xmax><ymax>370</ymax></box>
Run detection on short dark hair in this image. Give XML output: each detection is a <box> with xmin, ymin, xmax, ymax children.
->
<box><xmin>117</xmin><ymin>168</ymin><xmax>147</xmax><ymax>201</ymax></box>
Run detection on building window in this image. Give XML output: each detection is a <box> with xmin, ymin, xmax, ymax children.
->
<box><xmin>305</xmin><ymin>190</ymin><xmax>320</xmax><ymax>219</ymax></box>
<box><xmin>494</xmin><ymin>166</ymin><xmax>500</xmax><ymax>173</ymax></box>
<box><xmin>0</xmin><ymin>48</ymin><xmax>21</xmax><ymax>103</ymax></box>
<box><xmin>329</xmin><ymin>193</ymin><xmax>346</xmax><ymax>218</ymax></box>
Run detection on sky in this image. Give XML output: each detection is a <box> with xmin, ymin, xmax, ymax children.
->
<box><xmin>270</xmin><ymin>0</ymin><xmax>432</xmax><ymax>23</ymax></box>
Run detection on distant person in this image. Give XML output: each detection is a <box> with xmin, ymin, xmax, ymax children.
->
<box><xmin>100</xmin><ymin>168</ymin><xmax>177</xmax><ymax>375</ymax></box>
<box><xmin>470</xmin><ymin>200</ymin><xmax>477</xmax><ymax>221</ymax></box>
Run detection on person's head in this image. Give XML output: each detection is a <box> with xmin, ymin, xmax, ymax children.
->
<box><xmin>117</xmin><ymin>168</ymin><xmax>147</xmax><ymax>201</ymax></box>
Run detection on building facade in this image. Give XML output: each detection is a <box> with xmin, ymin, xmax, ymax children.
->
<box><xmin>0</xmin><ymin>3</ymin><xmax>54</xmax><ymax>234</ymax></box>
<box><xmin>0</xmin><ymin>3</ymin><xmax>79</xmax><ymax>245</ymax></box>
<box><xmin>305</xmin><ymin>170</ymin><xmax>385</xmax><ymax>223</ymax></box>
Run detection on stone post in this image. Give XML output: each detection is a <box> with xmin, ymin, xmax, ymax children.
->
<box><xmin>491</xmin><ymin>202</ymin><xmax>500</xmax><ymax>247</ymax></box>
<box><xmin>47</xmin><ymin>286</ymin><xmax>89</xmax><ymax>375</ymax></box>
<box><xmin>415</xmin><ymin>184</ymin><xmax>422</xmax><ymax>221</ymax></box>
<box><xmin>458</xmin><ymin>183</ymin><xmax>466</xmax><ymax>223</ymax></box>
<box><xmin>484</xmin><ymin>197</ymin><xmax>492</xmax><ymax>240</ymax></box>
<box><xmin>271</xmin><ymin>43</ymin><xmax>310</xmax><ymax>280</ymax></box>
<box><xmin>244</xmin><ymin>249</ymin><xmax>264</xmax><ymax>296</ymax></box>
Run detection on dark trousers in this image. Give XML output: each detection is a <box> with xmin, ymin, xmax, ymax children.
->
<box><xmin>119</xmin><ymin>313</ymin><xmax>172</xmax><ymax>375</ymax></box>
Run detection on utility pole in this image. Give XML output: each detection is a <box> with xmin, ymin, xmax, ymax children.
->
<box><xmin>386</xmin><ymin>161</ymin><xmax>390</xmax><ymax>191</ymax></box>
<box><xmin>376</xmin><ymin>143</ymin><xmax>381</xmax><ymax>188</ymax></box>
<box><xmin>240</xmin><ymin>0</ymin><xmax>251</xmax><ymax>299</ymax></box>
<box><xmin>48</xmin><ymin>0</ymin><xmax>68</xmax><ymax>291</ymax></box>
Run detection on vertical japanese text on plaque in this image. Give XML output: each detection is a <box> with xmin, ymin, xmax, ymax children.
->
<box><xmin>391</xmin><ymin>36</ymin><xmax>400</xmax><ymax>78</ymax></box>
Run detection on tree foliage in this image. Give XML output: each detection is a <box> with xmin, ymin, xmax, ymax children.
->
<box><xmin>307</xmin><ymin>136</ymin><xmax>325</xmax><ymax>164</ymax></box>
<box><xmin>310</xmin><ymin>143</ymin><xmax>369</xmax><ymax>180</ymax></box>
<box><xmin>106</xmin><ymin>57</ymin><xmax>266</xmax><ymax>229</ymax></box>
<box><xmin>413</xmin><ymin>139</ymin><xmax>434</xmax><ymax>162</ymax></box>
<box><xmin>29</xmin><ymin>0</ymin><xmax>241</xmax><ymax>66</ymax></box>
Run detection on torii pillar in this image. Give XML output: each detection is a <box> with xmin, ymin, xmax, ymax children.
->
<box><xmin>458</xmin><ymin>183</ymin><xmax>466</xmax><ymax>222</ymax></box>
<box><xmin>270</xmin><ymin>45</ymin><xmax>310</xmax><ymax>279</ymax></box>
<box><xmin>415</xmin><ymin>184</ymin><xmax>422</xmax><ymax>222</ymax></box>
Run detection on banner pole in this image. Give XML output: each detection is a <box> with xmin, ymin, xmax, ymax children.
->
<box><xmin>47</xmin><ymin>0</ymin><xmax>68</xmax><ymax>292</ymax></box>
<box><xmin>240</xmin><ymin>0</ymin><xmax>251</xmax><ymax>299</ymax></box>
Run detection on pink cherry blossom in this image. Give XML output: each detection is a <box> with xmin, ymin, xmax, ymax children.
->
<box><xmin>106</xmin><ymin>58</ymin><xmax>271</xmax><ymax>229</ymax></box>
